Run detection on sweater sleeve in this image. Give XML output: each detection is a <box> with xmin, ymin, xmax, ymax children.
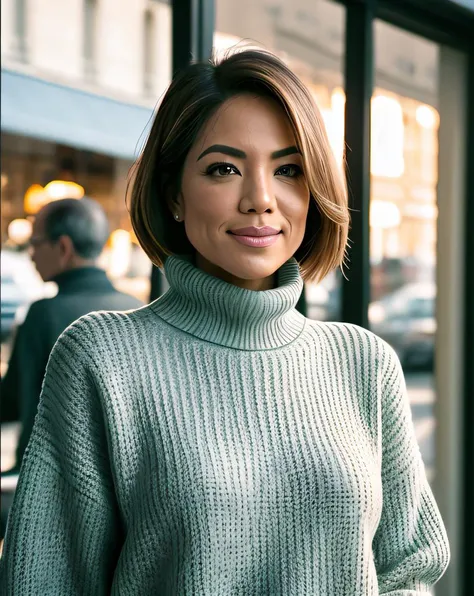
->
<box><xmin>373</xmin><ymin>343</ymin><xmax>450</xmax><ymax>595</ymax></box>
<box><xmin>0</xmin><ymin>317</ymin><xmax>122</xmax><ymax>595</ymax></box>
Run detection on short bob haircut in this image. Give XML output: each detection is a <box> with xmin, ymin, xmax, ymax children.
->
<box><xmin>129</xmin><ymin>48</ymin><xmax>349</xmax><ymax>283</ymax></box>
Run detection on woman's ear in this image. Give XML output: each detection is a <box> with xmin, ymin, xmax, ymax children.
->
<box><xmin>167</xmin><ymin>191</ymin><xmax>185</xmax><ymax>222</ymax></box>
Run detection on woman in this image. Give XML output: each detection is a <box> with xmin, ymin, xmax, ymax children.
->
<box><xmin>0</xmin><ymin>50</ymin><xmax>449</xmax><ymax>594</ymax></box>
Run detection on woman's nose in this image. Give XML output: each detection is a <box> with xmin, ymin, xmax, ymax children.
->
<box><xmin>239</xmin><ymin>174</ymin><xmax>276</xmax><ymax>214</ymax></box>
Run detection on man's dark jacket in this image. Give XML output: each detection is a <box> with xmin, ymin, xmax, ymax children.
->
<box><xmin>1</xmin><ymin>266</ymin><xmax>144</xmax><ymax>469</ymax></box>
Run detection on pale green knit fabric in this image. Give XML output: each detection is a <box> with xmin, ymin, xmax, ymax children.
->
<box><xmin>0</xmin><ymin>255</ymin><xmax>449</xmax><ymax>595</ymax></box>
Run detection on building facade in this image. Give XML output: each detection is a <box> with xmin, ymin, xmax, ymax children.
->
<box><xmin>1</xmin><ymin>0</ymin><xmax>173</xmax><ymax>301</ymax></box>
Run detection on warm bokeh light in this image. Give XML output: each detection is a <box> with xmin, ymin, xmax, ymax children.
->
<box><xmin>43</xmin><ymin>180</ymin><xmax>85</xmax><ymax>200</ymax></box>
<box><xmin>370</xmin><ymin>199</ymin><xmax>401</xmax><ymax>229</ymax></box>
<box><xmin>24</xmin><ymin>181</ymin><xmax>85</xmax><ymax>214</ymax></box>
<box><xmin>371</xmin><ymin>95</ymin><xmax>405</xmax><ymax>178</ymax></box>
<box><xmin>314</xmin><ymin>88</ymin><xmax>408</xmax><ymax>178</ymax></box>
<box><xmin>319</xmin><ymin>88</ymin><xmax>346</xmax><ymax>169</ymax></box>
<box><xmin>108</xmin><ymin>229</ymin><xmax>132</xmax><ymax>278</ymax></box>
<box><xmin>24</xmin><ymin>184</ymin><xmax>48</xmax><ymax>215</ymax></box>
<box><xmin>416</xmin><ymin>104</ymin><xmax>439</xmax><ymax>129</ymax></box>
<box><xmin>8</xmin><ymin>218</ymin><xmax>33</xmax><ymax>245</ymax></box>
<box><xmin>129</xmin><ymin>227</ymin><xmax>140</xmax><ymax>245</ymax></box>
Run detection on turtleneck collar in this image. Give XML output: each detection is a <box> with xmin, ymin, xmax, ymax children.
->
<box><xmin>150</xmin><ymin>255</ymin><xmax>306</xmax><ymax>351</ymax></box>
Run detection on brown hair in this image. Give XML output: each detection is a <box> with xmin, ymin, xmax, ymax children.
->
<box><xmin>129</xmin><ymin>49</ymin><xmax>349</xmax><ymax>283</ymax></box>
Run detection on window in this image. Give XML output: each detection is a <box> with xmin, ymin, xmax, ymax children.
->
<box><xmin>143</xmin><ymin>9</ymin><xmax>156</xmax><ymax>95</ymax></box>
<box><xmin>83</xmin><ymin>0</ymin><xmax>98</xmax><ymax>80</ymax></box>
<box><xmin>13</xmin><ymin>0</ymin><xmax>28</xmax><ymax>62</ymax></box>
<box><xmin>370</xmin><ymin>21</ymin><xmax>440</xmax><ymax>483</ymax></box>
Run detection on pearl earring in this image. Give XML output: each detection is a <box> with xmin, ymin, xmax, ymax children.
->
<box><xmin>174</xmin><ymin>214</ymin><xmax>179</xmax><ymax>220</ymax></box>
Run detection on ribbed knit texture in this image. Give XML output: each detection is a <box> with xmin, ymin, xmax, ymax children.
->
<box><xmin>0</xmin><ymin>255</ymin><xmax>450</xmax><ymax>595</ymax></box>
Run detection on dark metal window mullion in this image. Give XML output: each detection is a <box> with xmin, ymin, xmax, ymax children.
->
<box><xmin>341</xmin><ymin>0</ymin><xmax>375</xmax><ymax>329</ymax></box>
<box><xmin>462</xmin><ymin>46</ymin><xmax>474</xmax><ymax>596</ymax></box>
<box><xmin>150</xmin><ymin>0</ymin><xmax>215</xmax><ymax>302</ymax></box>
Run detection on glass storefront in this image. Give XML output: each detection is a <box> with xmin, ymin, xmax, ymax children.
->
<box><xmin>1</xmin><ymin>132</ymin><xmax>152</xmax><ymax>306</ymax></box>
<box><xmin>370</xmin><ymin>22</ymin><xmax>440</xmax><ymax>484</ymax></box>
<box><xmin>215</xmin><ymin>0</ymin><xmax>345</xmax><ymax>321</ymax></box>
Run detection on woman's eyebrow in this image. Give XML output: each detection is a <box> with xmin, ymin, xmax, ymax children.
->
<box><xmin>197</xmin><ymin>145</ymin><xmax>246</xmax><ymax>161</ymax></box>
<box><xmin>271</xmin><ymin>146</ymin><xmax>300</xmax><ymax>159</ymax></box>
<box><xmin>197</xmin><ymin>144</ymin><xmax>301</xmax><ymax>162</ymax></box>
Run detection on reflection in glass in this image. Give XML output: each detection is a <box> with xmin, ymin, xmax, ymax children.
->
<box><xmin>370</xmin><ymin>21</ymin><xmax>439</xmax><ymax>483</ymax></box>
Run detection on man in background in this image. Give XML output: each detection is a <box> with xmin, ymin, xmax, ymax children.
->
<box><xmin>1</xmin><ymin>197</ymin><xmax>144</xmax><ymax>471</ymax></box>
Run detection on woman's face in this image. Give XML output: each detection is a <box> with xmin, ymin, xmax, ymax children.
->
<box><xmin>174</xmin><ymin>94</ymin><xmax>311</xmax><ymax>291</ymax></box>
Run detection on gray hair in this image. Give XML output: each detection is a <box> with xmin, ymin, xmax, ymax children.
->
<box><xmin>42</xmin><ymin>197</ymin><xmax>110</xmax><ymax>259</ymax></box>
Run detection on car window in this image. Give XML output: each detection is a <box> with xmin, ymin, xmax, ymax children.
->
<box><xmin>409</xmin><ymin>297</ymin><xmax>434</xmax><ymax>318</ymax></box>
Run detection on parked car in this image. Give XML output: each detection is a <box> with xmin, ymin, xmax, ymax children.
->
<box><xmin>1</xmin><ymin>273</ymin><xmax>26</xmax><ymax>342</ymax></box>
<box><xmin>369</xmin><ymin>282</ymin><xmax>436</xmax><ymax>371</ymax></box>
<box><xmin>1</xmin><ymin>250</ymin><xmax>55</xmax><ymax>342</ymax></box>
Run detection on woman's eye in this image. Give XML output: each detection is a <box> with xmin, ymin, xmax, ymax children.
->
<box><xmin>275</xmin><ymin>164</ymin><xmax>303</xmax><ymax>178</ymax></box>
<box><xmin>207</xmin><ymin>163</ymin><xmax>240</xmax><ymax>177</ymax></box>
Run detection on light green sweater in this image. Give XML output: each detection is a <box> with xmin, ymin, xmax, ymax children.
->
<box><xmin>0</xmin><ymin>255</ymin><xmax>449</xmax><ymax>595</ymax></box>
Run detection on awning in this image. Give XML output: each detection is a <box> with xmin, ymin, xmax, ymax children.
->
<box><xmin>1</xmin><ymin>69</ymin><xmax>154</xmax><ymax>160</ymax></box>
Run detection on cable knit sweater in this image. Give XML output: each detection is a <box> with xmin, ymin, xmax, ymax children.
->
<box><xmin>0</xmin><ymin>255</ymin><xmax>449</xmax><ymax>595</ymax></box>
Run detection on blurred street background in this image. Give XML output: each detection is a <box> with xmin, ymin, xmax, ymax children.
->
<box><xmin>1</xmin><ymin>1</ymin><xmax>473</xmax><ymax>595</ymax></box>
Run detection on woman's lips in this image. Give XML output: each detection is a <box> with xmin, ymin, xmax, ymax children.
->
<box><xmin>229</xmin><ymin>233</ymin><xmax>281</xmax><ymax>247</ymax></box>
